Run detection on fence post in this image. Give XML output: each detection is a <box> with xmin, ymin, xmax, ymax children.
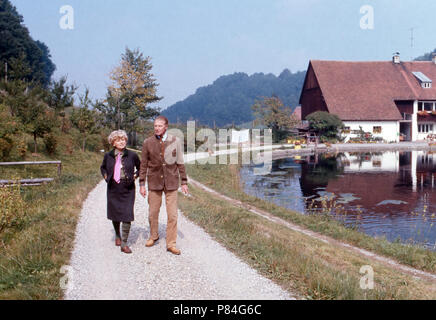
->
<box><xmin>58</xmin><ymin>162</ymin><xmax>62</xmax><ymax>177</ymax></box>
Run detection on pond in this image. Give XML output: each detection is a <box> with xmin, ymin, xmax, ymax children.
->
<box><xmin>240</xmin><ymin>150</ymin><xmax>436</xmax><ymax>250</ymax></box>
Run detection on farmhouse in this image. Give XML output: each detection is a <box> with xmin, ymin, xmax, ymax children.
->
<box><xmin>299</xmin><ymin>53</ymin><xmax>436</xmax><ymax>142</ymax></box>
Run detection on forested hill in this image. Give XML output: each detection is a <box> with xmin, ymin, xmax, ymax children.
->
<box><xmin>414</xmin><ymin>48</ymin><xmax>436</xmax><ymax>61</ymax></box>
<box><xmin>161</xmin><ymin>69</ymin><xmax>306</xmax><ymax>127</ymax></box>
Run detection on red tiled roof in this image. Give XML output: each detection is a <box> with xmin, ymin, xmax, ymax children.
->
<box><xmin>308</xmin><ymin>60</ymin><xmax>436</xmax><ymax>121</ymax></box>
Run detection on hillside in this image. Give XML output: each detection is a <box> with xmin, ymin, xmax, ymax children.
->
<box><xmin>414</xmin><ymin>48</ymin><xmax>436</xmax><ymax>61</ymax></box>
<box><xmin>161</xmin><ymin>69</ymin><xmax>306</xmax><ymax>127</ymax></box>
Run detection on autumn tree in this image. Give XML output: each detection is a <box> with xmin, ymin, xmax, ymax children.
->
<box><xmin>70</xmin><ymin>88</ymin><xmax>102</xmax><ymax>152</ymax></box>
<box><xmin>100</xmin><ymin>47</ymin><xmax>161</xmax><ymax>145</ymax></box>
<box><xmin>251</xmin><ymin>96</ymin><xmax>298</xmax><ymax>142</ymax></box>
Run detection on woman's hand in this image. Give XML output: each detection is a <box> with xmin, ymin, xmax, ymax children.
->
<box><xmin>140</xmin><ymin>186</ymin><xmax>147</xmax><ymax>198</ymax></box>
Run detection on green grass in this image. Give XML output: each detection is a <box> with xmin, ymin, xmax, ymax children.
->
<box><xmin>0</xmin><ymin>146</ymin><xmax>103</xmax><ymax>299</ymax></box>
<box><xmin>179</xmin><ymin>185</ymin><xmax>436</xmax><ymax>299</ymax></box>
<box><xmin>185</xmin><ymin>154</ymin><xmax>436</xmax><ymax>274</ymax></box>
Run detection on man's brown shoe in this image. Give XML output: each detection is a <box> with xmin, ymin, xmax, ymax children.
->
<box><xmin>145</xmin><ymin>238</ymin><xmax>159</xmax><ymax>247</ymax></box>
<box><xmin>167</xmin><ymin>247</ymin><xmax>181</xmax><ymax>255</ymax></box>
<box><xmin>115</xmin><ymin>238</ymin><xmax>121</xmax><ymax>246</ymax></box>
<box><xmin>121</xmin><ymin>246</ymin><xmax>132</xmax><ymax>254</ymax></box>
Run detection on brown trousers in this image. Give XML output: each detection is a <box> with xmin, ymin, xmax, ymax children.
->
<box><xmin>148</xmin><ymin>189</ymin><xmax>178</xmax><ymax>248</ymax></box>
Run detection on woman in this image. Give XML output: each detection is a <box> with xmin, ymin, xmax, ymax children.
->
<box><xmin>100</xmin><ymin>130</ymin><xmax>140</xmax><ymax>254</ymax></box>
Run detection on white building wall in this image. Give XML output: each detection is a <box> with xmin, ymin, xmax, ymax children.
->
<box><xmin>416</xmin><ymin>122</ymin><xmax>436</xmax><ymax>140</ymax></box>
<box><xmin>342</xmin><ymin>121</ymin><xmax>399</xmax><ymax>143</ymax></box>
<box><xmin>412</xmin><ymin>100</ymin><xmax>418</xmax><ymax>141</ymax></box>
<box><xmin>340</xmin><ymin>151</ymin><xmax>399</xmax><ymax>172</ymax></box>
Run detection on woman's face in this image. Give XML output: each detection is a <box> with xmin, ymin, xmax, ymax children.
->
<box><xmin>113</xmin><ymin>137</ymin><xmax>127</xmax><ymax>150</ymax></box>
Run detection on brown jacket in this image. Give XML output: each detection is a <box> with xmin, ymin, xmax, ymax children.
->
<box><xmin>139</xmin><ymin>134</ymin><xmax>187</xmax><ymax>191</ymax></box>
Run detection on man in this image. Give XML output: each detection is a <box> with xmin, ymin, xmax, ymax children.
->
<box><xmin>139</xmin><ymin>116</ymin><xmax>188</xmax><ymax>255</ymax></box>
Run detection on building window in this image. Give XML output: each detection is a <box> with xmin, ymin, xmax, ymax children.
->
<box><xmin>424</xmin><ymin>102</ymin><xmax>433</xmax><ymax>111</ymax></box>
<box><xmin>373</xmin><ymin>126</ymin><xmax>382</xmax><ymax>134</ymax></box>
<box><xmin>418</xmin><ymin>101</ymin><xmax>436</xmax><ymax>112</ymax></box>
<box><xmin>418</xmin><ymin>124</ymin><xmax>434</xmax><ymax>133</ymax></box>
<box><xmin>342</xmin><ymin>127</ymin><xmax>350</xmax><ymax>134</ymax></box>
<box><xmin>372</xmin><ymin>160</ymin><xmax>382</xmax><ymax>167</ymax></box>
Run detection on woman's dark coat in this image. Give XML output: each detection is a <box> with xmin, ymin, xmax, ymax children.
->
<box><xmin>100</xmin><ymin>149</ymin><xmax>141</xmax><ymax>222</ymax></box>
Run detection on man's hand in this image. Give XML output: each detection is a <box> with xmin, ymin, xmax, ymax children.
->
<box><xmin>140</xmin><ymin>186</ymin><xmax>147</xmax><ymax>198</ymax></box>
<box><xmin>181</xmin><ymin>184</ymin><xmax>189</xmax><ymax>195</ymax></box>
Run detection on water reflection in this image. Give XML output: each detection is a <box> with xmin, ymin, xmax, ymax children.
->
<box><xmin>240</xmin><ymin>151</ymin><xmax>436</xmax><ymax>250</ymax></box>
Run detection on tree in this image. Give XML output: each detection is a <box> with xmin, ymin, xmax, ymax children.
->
<box><xmin>45</xmin><ymin>76</ymin><xmax>77</xmax><ymax>114</ymax></box>
<box><xmin>0</xmin><ymin>0</ymin><xmax>56</xmax><ymax>86</ymax></box>
<box><xmin>0</xmin><ymin>80</ymin><xmax>56</xmax><ymax>152</ymax></box>
<box><xmin>251</xmin><ymin>96</ymin><xmax>298</xmax><ymax>142</ymax></box>
<box><xmin>105</xmin><ymin>47</ymin><xmax>161</xmax><ymax>144</ymax></box>
<box><xmin>70</xmin><ymin>88</ymin><xmax>101</xmax><ymax>152</ymax></box>
<box><xmin>0</xmin><ymin>103</ymin><xmax>22</xmax><ymax>159</ymax></box>
<box><xmin>306</xmin><ymin>111</ymin><xmax>344</xmax><ymax>142</ymax></box>
<box><xmin>94</xmin><ymin>90</ymin><xmax>118</xmax><ymax>129</ymax></box>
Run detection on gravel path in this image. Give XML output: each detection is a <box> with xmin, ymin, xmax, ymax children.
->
<box><xmin>64</xmin><ymin>180</ymin><xmax>295</xmax><ymax>300</ymax></box>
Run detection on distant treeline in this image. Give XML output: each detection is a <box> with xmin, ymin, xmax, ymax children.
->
<box><xmin>162</xmin><ymin>69</ymin><xmax>306</xmax><ymax>127</ymax></box>
<box><xmin>414</xmin><ymin>48</ymin><xmax>436</xmax><ymax>61</ymax></box>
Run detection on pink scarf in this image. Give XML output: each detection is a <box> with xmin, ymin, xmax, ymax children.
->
<box><xmin>114</xmin><ymin>153</ymin><xmax>121</xmax><ymax>183</ymax></box>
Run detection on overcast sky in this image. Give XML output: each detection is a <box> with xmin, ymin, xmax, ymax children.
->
<box><xmin>11</xmin><ymin>0</ymin><xmax>436</xmax><ymax>109</ymax></box>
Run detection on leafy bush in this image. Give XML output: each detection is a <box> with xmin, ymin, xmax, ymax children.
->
<box><xmin>306</xmin><ymin>111</ymin><xmax>344</xmax><ymax>141</ymax></box>
<box><xmin>15</xmin><ymin>135</ymin><xmax>28</xmax><ymax>158</ymax></box>
<box><xmin>84</xmin><ymin>133</ymin><xmax>104</xmax><ymax>152</ymax></box>
<box><xmin>43</xmin><ymin>132</ymin><xmax>58</xmax><ymax>155</ymax></box>
<box><xmin>0</xmin><ymin>104</ymin><xmax>22</xmax><ymax>160</ymax></box>
<box><xmin>0</xmin><ymin>185</ymin><xmax>26</xmax><ymax>233</ymax></box>
<box><xmin>100</xmin><ymin>130</ymin><xmax>112</xmax><ymax>151</ymax></box>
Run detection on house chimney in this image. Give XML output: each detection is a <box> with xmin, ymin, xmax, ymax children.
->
<box><xmin>432</xmin><ymin>53</ymin><xmax>436</xmax><ymax>64</ymax></box>
<box><xmin>393</xmin><ymin>52</ymin><xmax>400</xmax><ymax>64</ymax></box>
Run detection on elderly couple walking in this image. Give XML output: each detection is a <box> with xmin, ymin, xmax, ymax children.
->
<box><xmin>100</xmin><ymin>116</ymin><xmax>188</xmax><ymax>255</ymax></box>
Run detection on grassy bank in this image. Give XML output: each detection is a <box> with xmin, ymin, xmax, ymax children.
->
<box><xmin>178</xmin><ymin>154</ymin><xmax>436</xmax><ymax>299</ymax></box>
<box><xmin>179</xmin><ymin>183</ymin><xmax>436</xmax><ymax>299</ymax></box>
<box><xmin>0</xmin><ymin>149</ymin><xmax>102</xmax><ymax>299</ymax></box>
<box><xmin>184</xmin><ymin>156</ymin><xmax>436</xmax><ymax>274</ymax></box>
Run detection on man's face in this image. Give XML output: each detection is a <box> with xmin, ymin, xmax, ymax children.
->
<box><xmin>154</xmin><ymin>119</ymin><xmax>168</xmax><ymax>137</ymax></box>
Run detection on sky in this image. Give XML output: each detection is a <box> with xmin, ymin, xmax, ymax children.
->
<box><xmin>10</xmin><ymin>0</ymin><xmax>436</xmax><ymax>110</ymax></box>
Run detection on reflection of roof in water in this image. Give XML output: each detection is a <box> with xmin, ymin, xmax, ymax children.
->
<box><xmin>325</xmin><ymin>173</ymin><xmax>419</xmax><ymax>213</ymax></box>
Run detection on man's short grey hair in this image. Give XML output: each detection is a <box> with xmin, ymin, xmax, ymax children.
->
<box><xmin>108</xmin><ymin>130</ymin><xmax>128</xmax><ymax>146</ymax></box>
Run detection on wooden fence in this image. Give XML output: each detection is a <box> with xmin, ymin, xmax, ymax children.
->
<box><xmin>0</xmin><ymin>161</ymin><xmax>62</xmax><ymax>186</ymax></box>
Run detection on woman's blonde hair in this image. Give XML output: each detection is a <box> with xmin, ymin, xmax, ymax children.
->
<box><xmin>108</xmin><ymin>130</ymin><xmax>128</xmax><ymax>146</ymax></box>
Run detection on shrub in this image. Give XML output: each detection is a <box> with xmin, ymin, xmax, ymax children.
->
<box><xmin>306</xmin><ymin>111</ymin><xmax>344</xmax><ymax>141</ymax></box>
<box><xmin>0</xmin><ymin>137</ymin><xmax>14</xmax><ymax>160</ymax></box>
<box><xmin>85</xmin><ymin>133</ymin><xmax>104</xmax><ymax>152</ymax></box>
<box><xmin>43</xmin><ymin>132</ymin><xmax>58</xmax><ymax>155</ymax></box>
<box><xmin>16</xmin><ymin>135</ymin><xmax>28</xmax><ymax>158</ymax></box>
<box><xmin>0</xmin><ymin>104</ymin><xmax>22</xmax><ymax>160</ymax></box>
<box><xmin>101</xmin><ymin>130</ymin><xmax>112</xmax><ymax>151</ymax></box>
<box><xmin>0</xmin><ymin>185</ymin><xmax>26</xmax><ymax>233</ymax></box>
